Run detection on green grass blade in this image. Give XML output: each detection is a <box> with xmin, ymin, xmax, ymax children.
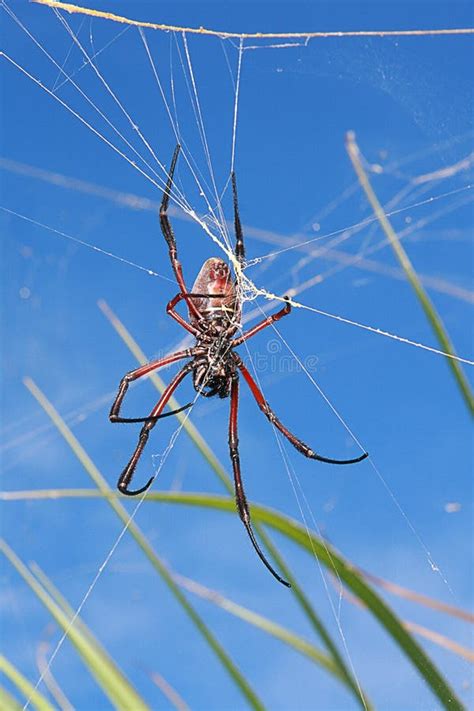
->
<box><xmin>174</xmin><ymin>572</ymin><xmax>342</xmax><ymax>679</ymax></box>
<box><xmin>4</xmin><ymin>487</ymin><xmax>464</xmax><ymax>709</ymax></box>
<box><xmin>31</xmin><ymin>565</ymin><xmax>194</xmax><ymax>711</ymax></box>
<box><xmin>23</xmin><ymin>378</ymin><xmax>265</xmax><ymax>711</ymax></box>
<box><xmin>130</xmin><ymin>491</ymin><xmax>464</xmax><ymax>711</ymax></box>
<box><xmin>0</xmin><ymin>655</ymin><xmax>56</xmax><ymax>711</ymax></box>
<box><xmin>0</xmin><ymin>541</ymin><xmax>150</xmax><ymax>711</ymax></box>
<box><xmin>346</xmin><ymin>131</ymin><xmax>474</xmax><ymax>414</ymax></box>
<box><xmin>0</xmin><ymin>684</ymin><xmax>24</xmax><ymax>711</ymax></box>
<box><xmin>28</xmin><ymin>561</ymin><xmax>162</xmax><ymax>706</ymax></box>
<box><xmin>98</xmin><ymin>300</ymin><xmax>368</xmax><ymax>710</ymax></box>
<box><xmin>31</xmin><ymin>554</ymin><xmax>343</xmax><ymax>688</ymax></box>
<box><xmin>7</xmin><ymin>489</ymin><xmax>471</xmax><ymax>626</ymax></box>
<box><xmin>10</xmin><ymin>490</ymin><xmax>471</xmax><ymax>664</ymax></box>
<box><xmin>29</xmin><ymin>563</ymin><xmax>98</xmax><ymax>648</ymax></box>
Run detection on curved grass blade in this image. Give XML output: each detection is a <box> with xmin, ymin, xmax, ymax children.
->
<box><xmin>7</xmin><ymin>503</ymin><xmax>466</xmax><ymax>626</ymax></box>
<box><xmin>346</xmin><ymin>131</ymin><xmax>474</xmax><ymax>414</ymax></box>
<box><xmin>0</xmin><ymin>655</ymin><xmax>56</xmax><ymax>711</ymax></box>
<box><xmin>147</xmin><ymin>671</ymin><xmax>190</xmax><ymax>711</ymax></box>
<box><xmin>98</xmin><ymin>299</ymin><xmax>368</xmax><ymax>709</ymax></box>
<box><xmin>3</xmin><ymin>487</ymin><xmax>465</xmax><ymax>708</ymax></box>
<box><xmin>0</xmin><ymin>685</ymin><xmax>23</xmax><ymax>711</ymax></box>
<box><xmin>137</xmin><ymin>491</ymin><xmax>464</xmax><ymax>711</ymax></box>
<box><xmin>173</xmin><ymin>572</ymin><xmax>343</xmax><ymax>679</ymax></box>
<box><xmin>0</xmin><ymin>541</ymin><xmax>150</xmax><ymax>711</ymax></box>
<box><xmin>328</xmin><ymin>569</ymin><xmax>474</xmax><ymax>663</ymax></box>
<box><xmin>29</xmin><ymin>562</ymin><xmax>104</xmax><ymax>648</ymax></box>
<box><xmin>8</xmin><ymin>489</ymin><xmax>472</xmax><ymax>667</ymax></box>
<box><xmin>35</xmin><ymin>641</ymin><xmax>74</xmax><ymax>711</ymax></box>
<box><xmin>32</xmin><ymin>556</ymin><xmax>343</xmax><ymax>688</ymax></box>
<box><xmin>16</xmin><ymin>491</ymin><xmax>472</xmax><ymax>667</ymax></box>
<box><xmin>403</xmin><ymin>621</ymin><xmax>474</xmax><ymax>664</ymax></box>
<box><xmin>23</xmin><ymin>378</ymin><xmax>265</xmax><ymax>711</ymax></box>
<box><xmin>10</xmin><ymin>490</ymin><xmax>471</xmax><ymax>625</ymax></box>
<box><xmin>360</xmin><ymin>569</ymin><xmax>474</xmax><ymax>623</ymax></box>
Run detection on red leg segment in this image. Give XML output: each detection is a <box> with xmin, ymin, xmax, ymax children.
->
<box><xmin>231</xmin><ymin>297</ymin><xmax>291</xmax><ymax>347</ymax></box>
<box><xmin>109</xmin><ymin>349</ymin><xmax>199</xmax><ymax>423</ymax></box>
<box><xmin>118</xmin><ymin>362</ymin><xmax>195</xmax><ymax>496</ymax></box>
<box><xmin>235</xmin><ymin>355</ymin><xmax>368</xmax><ymax>465</ymax></box>
<box><xmin>228</xmin><ymin>376</ymin><xmax>290</xmax><ymax>587</ymax></box>
<box><xmin>167</xmin><ymin>293</ymin><xmax>202</xmax><ymax>337</ymax></box>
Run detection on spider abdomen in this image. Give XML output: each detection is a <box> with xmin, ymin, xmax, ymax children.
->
<box><xmin>189</xmin><ymin>257</ymin><xmax>238</xmax><ymax>326</ymax></box>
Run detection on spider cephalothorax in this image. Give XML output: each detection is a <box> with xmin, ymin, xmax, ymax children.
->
<box><xmin>110</xmin><ymin>145</ymin><xmax>368</xmax><ymax>587</ymax></box>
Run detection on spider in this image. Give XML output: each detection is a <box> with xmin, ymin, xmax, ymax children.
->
<box><xmin>110</xmin><ymin>145</ymin><xmax>368</xmax><ymax>587</ymax></box>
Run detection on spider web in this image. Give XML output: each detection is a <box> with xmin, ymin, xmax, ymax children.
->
<box><xmin>1</xmin><ymin>2</ymin><xmax>473</xmax><ymax>708</ymax></box>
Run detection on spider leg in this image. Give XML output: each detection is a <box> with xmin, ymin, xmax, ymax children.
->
<box><xmin>110</xmin><ymin>348</ymin><xmax>200</xmax><ymax>423</ymax></box>
<box><xmin>111</xmin><ymin>403</ymin><xmax>192</xmax><ymax>424</ymax></box>
<box><xmin>231</xmin><ymin>297</ymin><xmax>291</xmax><ymax>347</ymax></box>
<box><xmin>234</xmin><ymin>354</ymin><xmax>368</xmax><ymax>465</ymax></box>
<box><xmin>118</xmin><ymin>361</ymin><xmax>195</xmax><ymax>496</ymax></box>
<box><xmin>167</xmin><ymin>293</ymin><xmax>203</xmax><ymax>337</ymax></box>
<box><xmin>228</xmin><ymin>374</ymin><xmax>291</xmax><ymax>587</ymax></box>
<box><xmin>160</xmin><ymin>145</ymin><xmax>202</xmax><ymax>322</ymax></box>
<box><xmin>231</xmin><ymin>172</ymin><xmax>245</xmax><ymax>265</ymax></box>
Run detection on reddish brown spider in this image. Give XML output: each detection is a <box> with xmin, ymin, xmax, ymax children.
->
<box><xmin>110</xmin><ymin>145</ymin><xmax>368</xmax><ymax>586</ymax></box>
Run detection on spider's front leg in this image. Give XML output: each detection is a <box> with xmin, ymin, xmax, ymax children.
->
<box><xmin>160</xmin><ymin>145</ymin><xmax>202</xmax><ymax>322</ymax></box>
<box><xmin>228</xmin><ymin>373</ymin><xmax>291</xmax><ymax>587</ymax></box>
<box><xmin>231</xmin><ymin>297</ymin><xmax>291</xmax><ymax>347</ymax></box>
<box><xmin>109</xmin><ymin>350</ymin><xmax>196</xmax><ymax>424</ymax></box>
<box><xmin>118</xmin><ymin>361</ymin><xmax>195</xmax><ymax>496</ymax></box>
<box><xmin>231</xmin><ymin>172</ymin><xmax>245</xmax><ymax>265</ymax></box>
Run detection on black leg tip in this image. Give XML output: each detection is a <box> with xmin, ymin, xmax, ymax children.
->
<box><xmin>117</xmin><ymin>476</ymin><xmax>154</xmax><ymax>497</ymax></box>
<box><xmin>313</xmin><ymin>450</ymin><xmax>369</xmax><ymax>465</ymax></box>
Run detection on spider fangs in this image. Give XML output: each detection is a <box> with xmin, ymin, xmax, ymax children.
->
<box><xmin>110</xmin><ymin>145</ymin><xmax>368</xmax><ymax>587</ymax></box>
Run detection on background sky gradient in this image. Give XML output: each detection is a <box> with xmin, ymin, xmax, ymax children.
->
<box><xmin>1</xmin><ymin>1</ymin><xmax>473</xmax><ymax>709</ymax></box>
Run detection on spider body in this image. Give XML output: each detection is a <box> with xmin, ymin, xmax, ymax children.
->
<box><xmin>192</xmin><ymin>345</ymin><xmax>234</xmax><ymax>399</ymax></box>
<box><xmin>190</xmin><ymin>258</ymin><xmax>239</xmax><ymax>398</ymax></box>
<box><xmin>110</xmin><ymin>145</ymin><xmax>368</xmax><ymax>587</ymax></box>
<box><xmin>189</xmin><ymin>257</ymin><xmax>237</xmax><ymax>327</ymax></box>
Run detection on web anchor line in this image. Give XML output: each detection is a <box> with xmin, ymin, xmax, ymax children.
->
<box><xmin>3</xmin><ymin>26</ymin><xmax>471</xmax><ymax>368</ymax></box>
<box><xmin>252</xmin><ymin>286</ymin><xmax>474</xmax><ymax>367</ymax></box>
<box><xmin>32</xmin><ymin>0</ymin><xmax>474</xmax><ymax>39</ymax></box>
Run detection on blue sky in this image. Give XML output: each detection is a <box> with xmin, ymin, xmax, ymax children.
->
<box><xmin>1</xmin><ymin>1</ymin><xmax>473</xmax><ymax>709</ymax></box>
